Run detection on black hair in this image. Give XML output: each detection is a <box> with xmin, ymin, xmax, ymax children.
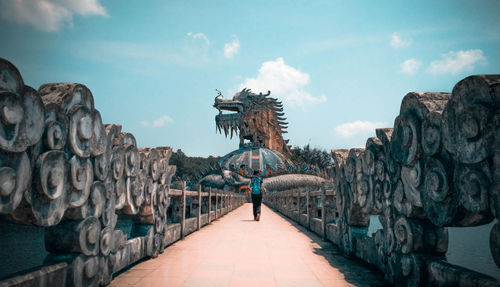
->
<box><xmin>253</xmin><ymin>170</ymin><xmax>260</xmax><ymax>175</ymax></box>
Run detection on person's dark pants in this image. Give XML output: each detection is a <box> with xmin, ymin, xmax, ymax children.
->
<box><xmin>251</xmin><ymin>193</ymin><xmax>262</xmax><ymax>218</ymax></box>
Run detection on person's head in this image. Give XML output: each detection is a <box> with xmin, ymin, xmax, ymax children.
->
<box><xmin>253</xmin><ymin>170</ymin><xmax>260</xmax><ymax>176</ymax></box>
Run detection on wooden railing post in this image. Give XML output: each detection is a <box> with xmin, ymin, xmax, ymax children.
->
<box><xmin>215</xmin><ymin>189</ymin><xmax>218</xmax><ymax>218</ymax></box>
<box><xmin>230</xmin><ymin>193</ymin><xmax>233</xmax><ymax>210</ymax></box>
<box><xmin>296</xmin><ymin>189</ymin><xmax>300</xmax><ymax>215</ymax></box>
<box><xmin>221</xmin><ymin>191</ymin><xmax>224</xmax><ymax>214</ymax></box>
<box><xmin>306</xmin><ymin>189</ymin><xmax>310</xmax><ymax>229</ymax></box>
<box><xmin>197</xmin><ymin>184</ymin><xmax>202</xmax><ymax>230</ymax></box>
<box><xmin>181</xmin><ymin>181</ymin><xmax>186</xmax><ymax>239</ymax></box>
<box><xmin>208</xmin><ymin>187</ymin><xmax>212</xmax><ymax>223</ymax></box>
<box><xmin>321</xmin><ymin>185</ymin><xmax>326</xmax><ymax>240</ymax></box>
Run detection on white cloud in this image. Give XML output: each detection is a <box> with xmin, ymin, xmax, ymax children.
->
<box><xmin>400</xmin><ymin>58</ymin><xmax>422</xmax><ymax>75</ymax></box>
<box><xmin>390</xmin><ymin>33</ymin><xmax>410</xmax><ymax>48</ymax></box>
<box><xmin>334</xmin><ymin>121</ymin><xmax>387</xmax><ymax>138</ymax></box>
<box><xmin>187</xmin><ymin>32</ymin><xmax>210</xmax><ymax>46</ymax></box>
<box><xmin>239</xmin><ymin>57</ymin><xmax>326</xmax><ymax>107</ymax></box>
<box><xmin>427</xmin><ymin>49</ymin><xmax>486</xmax><ymax>75</ymax></box>
<box><xmin>224</xmin><ymin>37</ymin><xmax>240</xmax><ymax>58</ymax></box>
<box><xmin>140</xmin><ymin>115</ymin><xmax>173</xmax><ymax>128</ymax></box>
<box><xmin>0</xmin><ymin>0</ymin><xmax>107</xmax><ymax>32</ymax></box>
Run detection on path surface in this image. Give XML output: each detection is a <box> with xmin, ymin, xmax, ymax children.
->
<box><xmin>110</xmin><ymin>203</ymin><xmax>387</xmax><ymax>287</ymax></box>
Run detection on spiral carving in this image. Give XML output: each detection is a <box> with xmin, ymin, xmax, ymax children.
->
<box><xmin>391</xmin><ymin>113</ymin><xmax>420</xmax><ymax>166</ymax></box>
<box><xmin>442</xmin><ymin>75</ymin><xmax>499</xmax><ymax>164</ymax></box>
<box><xmin>93</xmin><ymin>152</ymin><xmax>108</xmax><ymax>182</ymax></box>
<box><xmin>394</xmin><ymin>216</ymin><xmax>423</xmax><ymax>254</ymax></box>
<box><xmin>111</xmin><ymin>146</ymin><xmax>124</xmax><ymax>181</ymax></box>
<box><xmin>421</xmin><ymin>157</ymin><xmax>457</xmax><ymax>226</ymax></box>
<box><xmin>45</xmin><ymin>216</ymin><xmax>100</xmax><ymax>256</ymax></box>
<box><xmin>114</xmin><ymin>177</ymin><xmax>126</xmax><ymax>210</ymax></box>
<box><xmin>124</xmin><ymin>144</ymin><xmax>139</xmax><ymax>178</ymax></box>
<box><xmin>373</xmin><ymin>180</ymin><xmax>384</xmax><ymax>213</ymax></box>
<box><xmin>0</xmin><ymin>92</ymin><xmax>24</xmax><ymax>151</ymax></box>
<box><xmin>0</xmin><ymin>151</ymin><xmax>30</xmax><ymax>214</ymax></box>
<box><xmin>110</xmin><ymin>146</ymin><xmax>126</xmax><ymax>210</ymax></box>
<box><xmin>148</xmin><ymin>148</ymin><xmax>161</xmax><ymax>181</ymax></box>
<box><xmin>455</xmin><ymin>162</ymin><xmax>491</xmax><ymax>214</ymax></box>
<box><xmin>110</xmin><ymin>229</ymin><xmax>126</xmax><ymax>254</ymax></box>
<box><xmin>68</xmin><ymin>255</ymin><xmax>100</xmax><ymax>287</ymax></box>
<box><xmin>66</xmin><ymin>181</ymin><xmax>105</xmax><ymax>220</ymax></box>
<box><xmin>393</xmin><ymin>180</ymin><xmax>422</xmax><ymax>218</ymax></box>
<box><xmin>90</xmin><ymin>109</ymin><xmax>105</xmax><ymax>157</ymax></box>
<box><xmin>344</xmin><ymin>149</ymin><xmax>359</xmax><ymax>184</ymax></box>
<box><xmin>356</xmin><ymin>175</ymin><xmax>372</xmax><ymax>213</ymax></box>
<box><xmin>138</xmin><ymin>149</ymin><xmax>150</xmax><ymax>176</ymax></box>
<box><xmin>0</xmin><ymin>57</ymin><xmax>25</xmax><ymax>96</ymax></box>
<box><xmin>145</xmin><ymin>226</ymin><xmax>161</xmax><ymax>258</ymax></box>
<box><xmin>123</xmin><ymin>176</ymin><xmax>144</xmax><ymax>215</ymax></box>
<box><xmin>18</xmin><ymin>86</ymin><xmax>45</xmax><ymax>148</ymax></box>
<box><xmin>68</xmin><ymin>105</ymin><xmax>93</xmax><ymax>158</ymax></box>
<box><xmin>42</xmin><ymin>104</ymin><xmax>67</xmax><ymax>150</ymax></box>
<box><xmin>400</xmin><ymin>254</ymin><xmax>422</xmax><ymax>287</ymax></box>
<box><xmin>69</xmin><ymin>155</ymin><xmax>93</xmax><ymax>208</ymax></box>
<box><xmin>143</xmin><ymin>176</ymin><xmax>156</xmax><ymax>206</ymax></box>
<box><xmin>392</xmin><ymin>92</ymin><xmax>451</xmax><ymax>165</ymax></box>
<box><xmin>401</xmin><ymin>162</ymin><xmax>422</xmax><ymax>207</ymax></box>
<box><xmin>26</xmin><ymin>150</ymin><xmax>67</xmax><ymax>226</ymax></box>
<box><xmin>101</xmin><ymin>190</ymin><xmax>117</xmax><ymax>228</ymax></box>
<box><xmin>99</xmin><ymin>255</ymin><xmax>114</xmax><ymax>285</ymax></box>
<box><xmin>77</xmin><ymin>216</ymin><xmax>101</xmax><ymax>256</ymax></box>
<box><xmin>100</xmin><ymin>226</ymin><xmax>113</xmax><ymax>257</ymax></box>
<box><xmin>0</xmin><ymin>87</ymin><xmax>44</xmax><ymax>152</ymax></box>
<box><xmin>422</xmin><ymin>113</ymin><xmax>442</xmax><ymax>156</ymax></box>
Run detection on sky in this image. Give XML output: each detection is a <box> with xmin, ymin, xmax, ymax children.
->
<box><xmin>0</xmin><ymin>0</ymin><xmax>499</xmax><ymax>157</ymax></box>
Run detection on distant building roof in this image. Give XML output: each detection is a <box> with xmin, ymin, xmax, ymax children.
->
<box><xmin>218</xmin><ymin>147</ymin><xmax>292</xmax><ymax>172</ymax></box>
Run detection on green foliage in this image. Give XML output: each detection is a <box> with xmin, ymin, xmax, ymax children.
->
<box><xmin>289</xmin><ymin>144</ymin><xmax>332</xmax><ymax>171</ymax></box>
<box><xmin>170</xmin><ymin>149</ymin><xmax>221</xmax><ymax>182</ymax></box>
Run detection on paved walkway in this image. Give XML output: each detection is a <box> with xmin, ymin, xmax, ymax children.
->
<box><xmin>110</xmin><ymin>203</ymin><xmax>386</xmax><ymax>287</ymax></box>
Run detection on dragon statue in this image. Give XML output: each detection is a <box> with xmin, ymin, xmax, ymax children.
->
<box><xmin>214</xmin><ymin>88</ymin><xmax>290</xmax><ymax>155</ymax></box>
<box><xmin>198</xmin><ymin>88</ymin><xmax>328</xmax><ymax>191</ymax></box>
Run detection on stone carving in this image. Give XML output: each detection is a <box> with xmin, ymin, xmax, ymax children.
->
<box><xmin>265</xmin><ymin>75</ymin><xmax>500</xmax><ymax>286</ymax></box>
<box><xmin>0</xmin><ymin>58</ymin><xmax>246</xmax><ymax>287</ymax></box>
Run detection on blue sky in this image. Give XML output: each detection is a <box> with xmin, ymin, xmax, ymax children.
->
<box><xmin>1</xmin><ymin>0</ymin><xmax>499</xmax><ymax>157</ymax></box>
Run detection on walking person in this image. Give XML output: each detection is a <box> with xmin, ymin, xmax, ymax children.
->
<box><xmin>250</xmin><ymin>170</ymin><xmax>264</xmax><ymax>221</ymax></box>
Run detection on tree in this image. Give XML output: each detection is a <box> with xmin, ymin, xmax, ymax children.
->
<box><xmin>290</xmin><ymin>144</ymin><xmax>332</xmax><ymax>171</ymax></box>
<box><xmin>170</xmin><ymin>149</ymin><xmax>221</xmax><ymax>184</ymax></box>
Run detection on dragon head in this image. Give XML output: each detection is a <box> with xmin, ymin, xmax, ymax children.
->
<box><xmin>214</xmin><ymin>88</ymin><xmax>290</xmax><ymax>154</ymax></box>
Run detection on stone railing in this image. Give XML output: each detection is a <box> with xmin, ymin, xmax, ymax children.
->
<box><xmin>265</xmin><ymin>74</ymin><xmax>500</xmax><ymax>286</ymax></box>
<box><xmin>0</xmin><ymin>58</ymin><xmax>246</xmax><ymax>287</ymax></box>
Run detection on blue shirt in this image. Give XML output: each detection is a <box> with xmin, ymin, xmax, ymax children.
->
<box><xmin>251</xmin><ymin>176</ymin><xmax>262</xmax><ymax>195</ymax></box>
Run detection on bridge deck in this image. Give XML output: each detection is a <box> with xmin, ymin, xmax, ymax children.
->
<box><xmin>110</xmin><ymin>203</ymin><xmax>386</xmax><ymax>287</ymax></box>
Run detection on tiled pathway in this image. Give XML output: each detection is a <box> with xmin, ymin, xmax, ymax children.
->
<box><xmin>110</xmin><ymin>203</ymin><xmax>386</xmax><ymax>287</ymax></box>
